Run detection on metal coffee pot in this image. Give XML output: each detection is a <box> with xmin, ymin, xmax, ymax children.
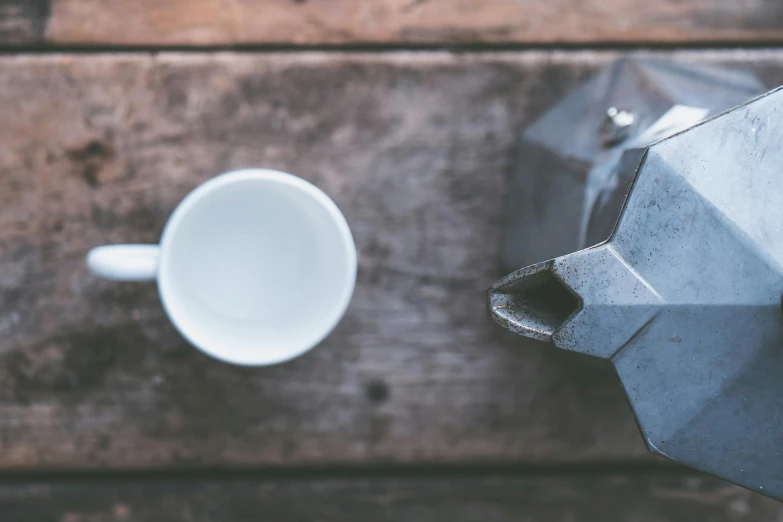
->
<box><xmin>490</xmin><ymin>59</ymin><xmax>783</xmax><ymax>499</ymax></box>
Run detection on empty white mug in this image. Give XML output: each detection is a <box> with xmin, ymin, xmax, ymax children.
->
<box><xmin>87</xmin><ymin>169</ymin><xmax>357</xmax><ymax>366</ymax></box>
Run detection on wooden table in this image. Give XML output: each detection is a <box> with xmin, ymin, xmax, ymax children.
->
<box><xmin>1</xmin><ymin>2</ymin><xmax>782</xmax><ymax>520</ymax></box>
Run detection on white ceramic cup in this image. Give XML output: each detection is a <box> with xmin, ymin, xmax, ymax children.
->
<box><xmin>86</xmin><ymin>169</ymin><xmax>357</xmax><ymax>366</ymax></box>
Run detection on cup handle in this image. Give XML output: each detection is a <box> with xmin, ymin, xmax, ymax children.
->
<box><xmin>86</xmin><ymin>244</ymin><xmax>160</xmax><ymax>282</ymax></box>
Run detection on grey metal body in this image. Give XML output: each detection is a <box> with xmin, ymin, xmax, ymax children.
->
<box><xmin>491</xmin><ymin>64</ymin><xmax>783</xmax><ymax>500</ymax></box>
<box><xmin>503</xmin><ymin>58</ymin><xmax>765</xmax><ymax>271</ymax></box>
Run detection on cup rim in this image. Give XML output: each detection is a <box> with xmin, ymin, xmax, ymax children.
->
<box><xmin>157</xmin><ymin>168</ymin><xmax>357</xmax><ymax>366</ymax></box>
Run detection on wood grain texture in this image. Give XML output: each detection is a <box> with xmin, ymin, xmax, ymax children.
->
<box><xmin>6</xmin><ymin>0</ymin><xmax>783</xmax><ymax>46</ymax></box>
<box><xmin>0</xmin><ymin>50</ymin><xmax>782</xmax><ymax>470</ymax></box>
<box><xmin>0</xmin><ymin>473</ymin><xmax>779</xmax><ymax>521</ymax></box>
<box><xmin>0</xmin><ymin>0</ymin><xmax>50</xmax><ymax>43</ymax></box>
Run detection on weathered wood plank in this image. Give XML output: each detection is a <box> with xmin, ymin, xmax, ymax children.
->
<box><xmin>6</xmin><ymin>0</ymin><xmax>783</xmax><ymax>47</ymax></box>
<box><xmin>0</xmin><ymin>0</ymin><xmax>49</xmax><ymax>44</ymax></box>
<box><xmin>0</xmin><ymin>473</ymin><xmax>779</xmax><ymax>521</ymax></box>
<box><xmin>0</xmin><ymin>50</ymin><xmax>782</xmax><ymax>469</ymax></box>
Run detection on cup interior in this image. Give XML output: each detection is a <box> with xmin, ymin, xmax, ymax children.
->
<box><xmin>158</xmin><ymin>169</ymin><xmax>356</xmax><ymax>365</ymax></box>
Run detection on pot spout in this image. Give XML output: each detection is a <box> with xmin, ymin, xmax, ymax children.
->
<box><xmin>489</xmin><ymin>245</ymin><xmax>662</xmax><ymax>360</ymax></box>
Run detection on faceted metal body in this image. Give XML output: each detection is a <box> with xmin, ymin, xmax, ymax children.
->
<box><xmin>492</xmin><ymin>61</ymin><xmax>783</xmax><ymax>500</ymax></box>
<box><xmin>502</xmin><ymin>58</ymin><xmax>765</xmax><ymax>271</ymax></box>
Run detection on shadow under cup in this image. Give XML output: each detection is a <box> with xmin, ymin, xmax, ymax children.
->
<box><xmin>158</xmin><ymin>171</ymin><xmax>357</xmax><ymax>366</ymax></box>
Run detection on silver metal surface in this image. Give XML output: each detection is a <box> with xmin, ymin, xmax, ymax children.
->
<box><xmin>600</xmin><ymin>107</ymin><xmax>635</xmax><ymax>146</ymax></box>
<box><xmin>491</xmin><ymin>84</ymin><xmax>783</xmax><ymax>500</ymax></box>
<box><xmin>502</xmin><ymin>58</ymin><xmax>765</xmax><ymax>272</ymax></box>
